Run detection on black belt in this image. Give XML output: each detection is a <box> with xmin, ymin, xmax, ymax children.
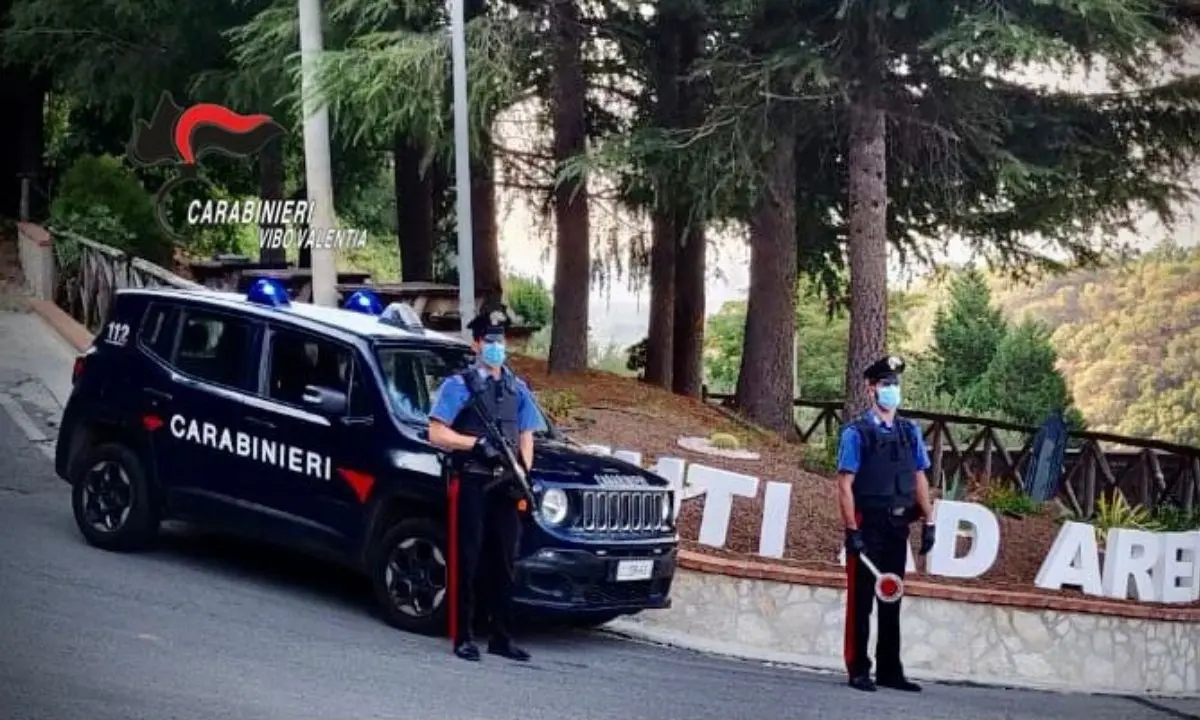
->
<box><xmin>858</xmin><ymin>504</ymin><xmax>914</xmax><ymax>517</ymax></box>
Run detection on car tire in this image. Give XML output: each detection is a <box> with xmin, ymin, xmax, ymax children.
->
<box><xmin>70</xmin><ymin>442</ymin><xmax>160</xmax><ymax>552</ymax></box>
<box><xmin>370</xmin><ymin>518</ymin><xmax>451</xmax><ymax>637</ymax></box>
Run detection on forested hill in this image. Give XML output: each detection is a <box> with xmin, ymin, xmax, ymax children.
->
<box><xmin>901</xmin><ymin>244</ymin><xmax>1200</xmax><ymax>447</ymax></box>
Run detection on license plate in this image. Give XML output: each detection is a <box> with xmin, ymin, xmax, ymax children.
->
<box><xmin>615</xmin><ymin>559</ymin><xmax>654</xmax><ymax>582</ymax></box>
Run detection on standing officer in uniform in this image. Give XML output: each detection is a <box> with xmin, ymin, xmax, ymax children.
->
<box><xmin>836</xmin><ymin>355</ymin><xmax>937</xmax><ymax>692</ymax></box>
<box><xmin>428</xmin><ymin>303</ymin><xmax>540</xmax><ymax>663</ymax></box>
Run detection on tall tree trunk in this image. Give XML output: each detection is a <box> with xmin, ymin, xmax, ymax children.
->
<box><xmin>394</xmin><ymin>132</ymin><xmax>434</xmax><ymax>281</ymax></box>
<box><xmin>644</xmin><ymin>211</ymin><xmax>675</xmax><ymax>386</ymax></box>
<box><xmin>672</xmin><ymin>220</ymin><xmax>705</xmax><ymax>397</ymax></box>
<box><xmin>669</xmin><ymin>16</ymin><xmax>706</xmax><ymax>397</ymax></box>
<box><xmin>643</xmin><ymin>12</ymin><xmax>680</xmax><ymax>388</ymax></box>
<box><xmin>258</xmin><ymin>135</ymin><xmax>286</xmax><ymax>264</ymax></box>
<box><xmin>734</xmin><ymin>119</ymin><xmax>797</xmax><ymax>433</ymax></box>
<box><xmin>471</xmin><ymin>147</ymin><xmax>503</xmax><ymax>303</ymax></box>
<box><xmin>843</xmin><ymin>53</ymin><xmax>889</xmax><ymax>420</ymax></box>
<box><xmin>546</xmin><ymin>0</ymin><xmax>590</xmax><ymax>374</ymax></box>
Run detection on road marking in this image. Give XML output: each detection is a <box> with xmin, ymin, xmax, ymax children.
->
<box><xmin>0</xmin><ymin>391</ymin><xmax>56</xmax><ymax>461</ymax></box>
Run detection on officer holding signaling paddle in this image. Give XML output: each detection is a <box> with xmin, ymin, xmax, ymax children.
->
<box><xmin>836</xmin><ymin>355</ymin><xmax>936</xmax><ymax>693</ymax></box>
<box><xmin>428</xmin><ymin>303</ymin><xmax>539</xmax><ymax>663</ymax></box>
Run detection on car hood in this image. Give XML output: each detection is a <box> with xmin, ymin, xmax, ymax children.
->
<box><xmin>531</xmin><ymin>438</ymin><xmax>668</xmax><ymax>489</ymax></box>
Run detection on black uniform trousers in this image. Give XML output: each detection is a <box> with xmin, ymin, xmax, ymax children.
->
<box><xmin>449</xmin><ymin>470</ymin><xmax>522</xmax><ymax>646</ymax></box>
<box><xmin>844</xmin><ymin>507</ymin><xmax>911</xmax><ymax>680</ymax></box>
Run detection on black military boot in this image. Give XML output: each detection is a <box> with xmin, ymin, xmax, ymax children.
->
<box><xmin>487</xmin><ymin>636</ymin><xmax>530</xmax><ymax>662</ymax></box>
<box><xmin>876</xmin><ymin>675</ymin><xmax>921</xmax><ymax>692</ymax></box>
<box><xmin>848</xmin><ymin>674</ymin><xmax>877</xmax><ymax>692</ymax></box>
<box><xmin>453</xmin><ymin>639</ymin><xmax>481</xmax><ymax>662</ymax></box>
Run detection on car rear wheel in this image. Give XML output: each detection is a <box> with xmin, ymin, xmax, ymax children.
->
<box><xmin>70</xmin><ymin>442</ymin><xmax>160</xmax><ymax>552</ymax></box>
<box><xmin>370</xmin><ymin>518</ymin><xmax>450</xmax><ymax>636</ymax></box>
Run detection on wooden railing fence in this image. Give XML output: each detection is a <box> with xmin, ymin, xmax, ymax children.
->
<box><xmin>704</xmin><ymin>394</ymin><xmax>1200</xmax><ymax>517</ymax></box>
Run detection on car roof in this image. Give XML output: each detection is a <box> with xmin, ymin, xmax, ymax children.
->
<box><xmin>116</xmin><ymin>286</ymin><xmax>473</xmax><ymax>350</ymax></box>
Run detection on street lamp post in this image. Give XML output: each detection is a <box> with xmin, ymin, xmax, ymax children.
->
<box><xmin>297</xmin><ymin>0</ymin><xmax>338</xmax><ymax>307</ymax></box>
<box><xmin>449</xmin><ymin>0</ymin><xmax>476</xmax><ymax>338</ymax></box>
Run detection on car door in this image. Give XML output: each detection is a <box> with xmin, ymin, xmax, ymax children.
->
<box><xmin>155</xmin><ymin>303</ymin><xmax>265</xmax><ymax>523</ymax></box>
<box><xmin>250</xmin><ymin>323</ymin><xmax>376</xmax><ymax>555</ymax></box>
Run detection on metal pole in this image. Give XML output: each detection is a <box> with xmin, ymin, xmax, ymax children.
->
<box><xmin>297</xmin><ymin>0</ymin><xmax>338</xmax><ymax>306</ymax></box>
<box><xmin>450</xmin><ymin>0</ymin><xmax>476</xmax><ymax>338</ymax></box>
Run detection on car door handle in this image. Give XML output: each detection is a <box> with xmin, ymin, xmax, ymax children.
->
<box><xmin>143</xmin><ymin>387</ymin><xmax>173</xmax><ymax>401</ymax></box>
<box><xmin>246</xmin><ymin>416</ymin><xmax>276</xmax><ymax>430</ymax></box>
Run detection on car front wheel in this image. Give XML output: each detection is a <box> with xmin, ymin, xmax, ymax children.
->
<box><xmin>70</xmin><ymin>442</ymin><xmax>160</xmax><ymax>551</ymax></box>
<box><xmin>370</xmin><ymin>518</ymin><xmax>450</xmax><ymax>636</ymax></box>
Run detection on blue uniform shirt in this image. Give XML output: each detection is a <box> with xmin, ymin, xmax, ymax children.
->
<box><xmin>836</xmin><ymin>409</ymin><xmax>931</xmax><ymax>475</ymax></box>
<box><xmin>429</xmin><ymin>366</ymin><xmax>542</xmax><ymax>433</ymax></box>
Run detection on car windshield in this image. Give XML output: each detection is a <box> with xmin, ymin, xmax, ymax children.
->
<box><xmin>375</xmin><ymin>344</ymin><xmax>555</xmax><ymax>436</ymax></box>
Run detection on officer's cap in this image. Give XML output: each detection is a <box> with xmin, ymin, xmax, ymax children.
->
<box><xmin>467</xmin><ymin>302</ymin><xmax>511</xmax><ymax>341</ymax></box>
<box><xmin>863</xmin><ymin>355</ymin><xmax>905</xmax><ymax>383</ymax></box>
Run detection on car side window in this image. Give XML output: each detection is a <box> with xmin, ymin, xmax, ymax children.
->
<box><xmin>266</xmin><ymin>328</ymin><xmax>352</xmax><ymax>409</ymax></box>
<box><xmin>138</xmin><ymin>302</ymin><xmax>178</xmax><ymax>360</ymax></box>
<box><xmin>172</xmin><ymin>309</ymin><xmax>257</xmax><ymax>391</ymax></box>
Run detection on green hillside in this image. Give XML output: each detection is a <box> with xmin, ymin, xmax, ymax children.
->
<box><xmin>901</xmin><ymin>244</ymin><xmax>1200</xmax><ymax>447</ymax></box>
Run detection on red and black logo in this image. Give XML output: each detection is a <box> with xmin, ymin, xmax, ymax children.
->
<box><xmin>127</xmin><ymin>92</ymin><xmax>285</xmax><ymax>239</ymax></box>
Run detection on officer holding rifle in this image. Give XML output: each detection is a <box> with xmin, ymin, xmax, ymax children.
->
<box><xmin>428</xmin><ymin>303</ymin><xmax>539</xmax><ymax>663</ymax></box>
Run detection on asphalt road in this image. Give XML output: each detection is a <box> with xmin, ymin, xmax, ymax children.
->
<box><xmin>0</xmin><ymin>387</ymin><xmax>1197</xmax><ymax>720</ymax></box>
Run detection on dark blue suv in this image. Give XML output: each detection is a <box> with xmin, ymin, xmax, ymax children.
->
<box><xmin>55</xmin><ymin>284</ymin><xmax>678</xmax><ymax>634</ymax></box>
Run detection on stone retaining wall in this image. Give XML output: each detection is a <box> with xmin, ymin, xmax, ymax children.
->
<box><xmin>17</xmin><ymin>222</ymin><xmax>53</xmax><ymax>301</ymax></box>
<box><xmin>617</xmin><ymin>552</ymin><xmax>1199</xmax><ymax>696</ymax></box>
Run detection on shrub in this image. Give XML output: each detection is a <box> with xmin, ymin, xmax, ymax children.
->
<box><xmin>50</xmin><ymin>155</ymin><xmax>170</xmax><ymax>265</ymax></box>
<box><xmin>1091</xmin><ymin>489</ymin><xmax>1160</xmax><ymax>546</ymax></box>
<box><xmin>536</xmin><ymin>389</ymin><xmax>579</xmax><ymax>422</ymax></box>
<box><xmin>1153</xmin><ymin>503</ymin><xmax>1200</xmax><ymax>532</ymax></box>
<box><xmin>506</xmin><ymin>275</ymin><xmax>552</xmax><ymax>326</ymax></box>
<box><xmin>980</xmin><ymin>482</ymin><xmax>1043</xmax><ymax>518</ymax></box>
<box><xmin>707</xmin><ymin>432</ymin><xmax>741</xmax><ymax>450</ymax></box>
<box><xmin>626</xmin><ymin>337</ymin><xmax>647</xmax><ymax>374</ymax></box>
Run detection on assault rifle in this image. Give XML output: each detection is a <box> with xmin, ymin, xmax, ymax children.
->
<box><xmin>460</xmin><ymin>371</ymin><xmax>538</xmax><ymax>509</ymax></box>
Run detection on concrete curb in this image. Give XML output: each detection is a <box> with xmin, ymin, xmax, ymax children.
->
<box><xmin>602</xmin><ymin>618</ymin><xmax>1195</xmax><ymax>699</ymax></box>
<box><xmin>27</xmin><ymin>298</ymin><xmax>92</xmax><ymax>353</ymax></box>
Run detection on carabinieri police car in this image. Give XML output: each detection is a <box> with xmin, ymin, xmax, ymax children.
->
<box><xmin>54</xmin><ymin>279</ymin><xmax>678</xmax><ymax>633</ymax></box>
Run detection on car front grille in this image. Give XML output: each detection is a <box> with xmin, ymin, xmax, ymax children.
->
<box><xmin>573</xmin><ymin>489</ymin><xmax>670</xmax><ymax>533</ymax></box>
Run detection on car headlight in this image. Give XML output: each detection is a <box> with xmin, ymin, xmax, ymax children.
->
<box><xmin>540</xmin><ymin>488</ymin><xmax>569</xmax><ymax>525</ymax></box>
<box><xmin>661</xmin><ymin>491</ymin><xmax>673</xmax><ymax>524</ymax></box>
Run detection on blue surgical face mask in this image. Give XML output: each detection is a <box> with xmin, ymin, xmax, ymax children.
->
<box><xmin>480</xmin><ymin>341</ymin><xmax>506</xmax><ymax>367</ymax></box>
<box><xmin>876</xmin><ymin>384</ymin><xmax>901</xmax><ymax>411</ymax></box>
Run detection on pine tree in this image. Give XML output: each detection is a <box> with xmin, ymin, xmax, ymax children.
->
<box><xmin>931</xmin><ymin>268</ymin><xmax>1009</xmax><ymax>398</ymax></box>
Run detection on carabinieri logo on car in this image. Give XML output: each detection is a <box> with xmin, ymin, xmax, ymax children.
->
<box><xmin>169</xmin><ymin>414</ymin><xmax>332</xmax><ymax>481</ymax></box>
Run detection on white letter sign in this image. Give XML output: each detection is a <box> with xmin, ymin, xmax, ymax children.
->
<box><xmin>1154</xmin><ymin>531</ymin><xmax>1200</xmax><ymax>604</ymax></box>
<box><xmin>1103</xmin><ymin>528</ymin><xmax>1162</xmax><ymax>602</ymax></box>
<box><xmin>1035</xmin><ymin>521</ymin><xmax>1103</xmax><ymax>596</ymax></box>
<box><xmin>926</xmin><ymin>500</ymin><xmax>1001</xmax><ymax>579</ymax></box>
<box><xmin>758</xmin><ymin>481</ymin><xmax>792</xmax><ymax>559</ymax></box>
<box><xmin>688</xmin><ymin>464</ymin><xmax>759</xmax><ymax>548</ymax></box>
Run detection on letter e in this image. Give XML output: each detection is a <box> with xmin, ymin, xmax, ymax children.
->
<box><xmin>1154</xmin><ymin>531</ymin><xmax>1199</xmax><ymax>604</ymax></box>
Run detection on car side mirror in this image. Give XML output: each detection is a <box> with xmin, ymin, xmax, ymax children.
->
<box><xmin>301</xmin><ymin>384</ymin><xmax>348</xmax><ymax>415</ymax></box>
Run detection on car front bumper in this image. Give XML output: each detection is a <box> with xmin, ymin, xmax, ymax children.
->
<box><xmin>512</xmin><ymin>544</ymin><xmax>676</xmax><ymax>614</ymax></box>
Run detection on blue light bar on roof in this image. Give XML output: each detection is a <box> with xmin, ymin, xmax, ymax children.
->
<box><xmin>246</xmin><ymin>278</ymin><xmax>290</xmax><ymax>308</ymax></box>
<box><xmin>379</xmin><ymin>302</ymin><xmax>424</xmax><ymax>332</ymax></box>
<box><xmin>343</xmin><ymin>289</ymin><xmax>383</xmax><ymax>315</ymax></box>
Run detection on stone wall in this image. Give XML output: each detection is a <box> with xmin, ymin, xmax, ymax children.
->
<box><xmin>16</xmin><ymin>222</ymin><xmax>53</xmax><ymax>301</ymax></box>
<box><xmin>616</xmin><ymin>553</ymin><xmax>1199</xmax><ymax>696</ymax></box>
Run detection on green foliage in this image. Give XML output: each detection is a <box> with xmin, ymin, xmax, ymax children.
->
<box><xmin>707</xmin><ymin>432</ymin><xmax>741</xmax><ymax>450</ymax></box>
<box><xmin>625</xmin><ymin>338</ymin><xmax>647</xmax><ymax>375</ymax></box>
<box><xmin>536</xmin><ymin>389</ymin><xmax>579</xmax><ymax>423</ymax></box>
<box><xmin>49</xmin><ymin>155</ymin><xmax>170</xmax><ymax>265</ymax></box>
<box><xmin>1091</xmin><ymin>490</ymin><xmax>1161</xmax><ymax>546</ymax></box>
<box><xmin>960</xmin><ymin>319</ymin><xmax>1081</xmax><ymax>429</ymax></box>
<box><xmin>931</xmin><ymin>269</ymin><xmax>1008</xmax><ymax>398</ymax></box>
<box><xmin>703</xmin><ymin>278</ymin><xmax>911</xmax><ymax>397</ymax></box>
<box><xmin>1152</xmin><ymin>504</ymin><xmax>1200</xmax><ymax>532</ymax></box>
<box><xmin>980</xmin><ymin>483</ymin><xmax>1043</xmax><ymax>519</ymax></box>
<box><xmin>505</xmin><ymin>275</ymin><xmax>552</xmax><ymax>327</ymax></box>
